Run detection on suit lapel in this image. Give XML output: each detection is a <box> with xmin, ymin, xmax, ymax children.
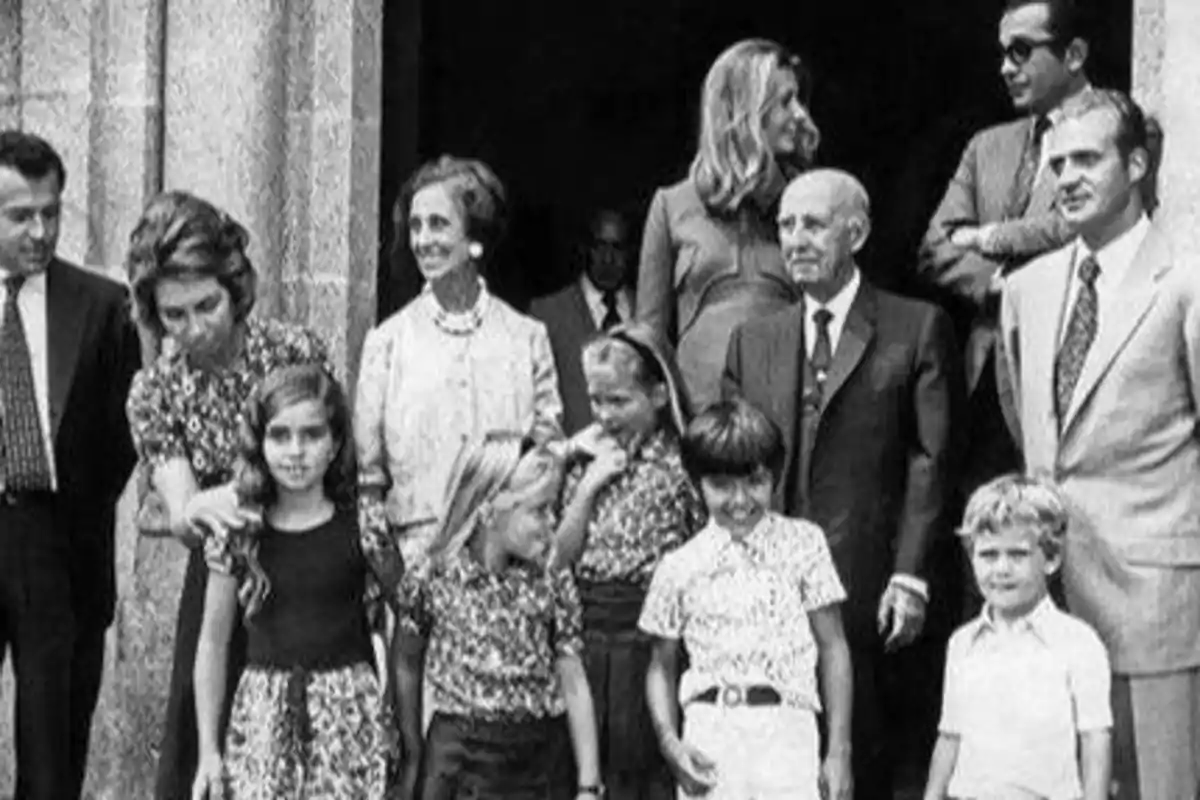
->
<box><xmin>820</xmin><ymin>282</ymin><xmax>876</xmax><ymax>410</ymax></box>
<box><xmin>46</xmin><ymin>260</ymin><xmax>90</xmax><ymax>441</ymax></box>
<box><xmin>1062</xmin><ymin>229</ymin><xmax>1169</xmax><ymax>434</ymax></box>
<box><xmin>569</xmin><ymin>282</ymin><xmax>599</xmax><ymax>336</ymax></box>
<box><xmin>1024</xmin><ymin>248</ymin><xmax>1073</xmax><ymax>451</ymax></box>
<box><xmin>769</xmin><ymin>306</ymin><xmax>805</xmax><ymax>504</ymax></box>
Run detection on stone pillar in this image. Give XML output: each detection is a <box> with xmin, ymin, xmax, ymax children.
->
<box><xmin>1134</xmin><ymin>0</ymin><xmax>1200</xmax><ymax>255</ymax></box>
<box><xmin>0</xmin><ymin>0</ymin><xmax>20</xmax><ymax>130</ymax></box>
<box><xmin>0</xmin><ymin>0</ymin><xmax>382</xmax><ymax>795</ymax></box>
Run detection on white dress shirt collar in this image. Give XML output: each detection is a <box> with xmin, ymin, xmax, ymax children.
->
<box><xmin>803</xmin><ymin>266</ymin><xmax>861</xmax><ymax>356</ymax></box>
<box><xmin>1074</xmin><ymin>213</ymin><xmax>1151</xmax><ymax>290</ymax></box>
<box><xmin>579</xmin><ymin>274</ymin><xmax>632</xmax><ymax>330</ymax></box>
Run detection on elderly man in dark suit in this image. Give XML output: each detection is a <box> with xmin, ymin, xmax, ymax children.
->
<box><xmin>918</xmin><ymin>0</ymin><xmax>1093</xmax><ymax>497</ymax></box>
<box><xmin>724</xmin><ymin>168</ymin><xmax>963</xmax><ymax>800</ymax></box>
<box><xmin>531</xmin><ymin>207</ymin><xmax>636</xmax><ymax>434</ymax></box>
<box><xmin>0</xmin><ymin>130</ymin><xmax>140</xmax><ymax>799</ymax></box>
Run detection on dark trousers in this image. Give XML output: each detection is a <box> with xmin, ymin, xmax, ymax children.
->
<box><xmin>65</xmin><ymin>624</ymin><xmax>108</xmax><ymax>798</ymax></box>
<box><xmin>580</xmin><ymin>582</ymin><xmax>674</xmax><ymax>800</ymax></box>
<box><xmin>849</xmin><ymin>647</ymin><xmax>892</xmax><ymax>800</ymax></box>
<box><xmin>0</xmin><ymin>499</ymin><xmax>75</xmax><ymax>800</ymax></box>
<box><xmin>419</xmin><ymin>712</ymin><xmax>575</xmax><ymax>800</ymax></box>
<box><xmin>155</xmin><ymin>546</ymin><xmax>248</xmax><ymax>800</ymax></box>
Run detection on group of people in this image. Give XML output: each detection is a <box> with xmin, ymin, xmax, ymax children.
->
<box><xmin>0</xmin><ymin>0</ymin><xmax>1197</xmax><ymax>799</ymax></box>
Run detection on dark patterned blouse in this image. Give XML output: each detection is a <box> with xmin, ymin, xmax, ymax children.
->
<box><xmin>126</xmin><ymin>316</ymin><xmax>330</xmax><ymax>485</ymax></box>
<box><xmin>562</xmin><ymin>429</ymin><xmax>706</xmax><ymax>586</ymax></box>
<box><xmin>396</xmin><ymin>552</ymin><xmax>584</xmax><ymax>720</ymax></box>
<box><xmin>126</xmin><ymin>317</ymin><xmax>401</xmax><ymax>603</ymax></box>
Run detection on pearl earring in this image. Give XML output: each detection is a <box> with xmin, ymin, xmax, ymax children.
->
<box><xmin>468</xmin><ymin>242</ymin><xmax>484</xmax><ymax>259</ymax></box>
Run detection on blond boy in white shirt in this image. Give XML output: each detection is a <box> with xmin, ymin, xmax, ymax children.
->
<box><xmin>924</xmin><ymin>474</ymin><xmax>1112</xmax><ymax>800</ymax></box>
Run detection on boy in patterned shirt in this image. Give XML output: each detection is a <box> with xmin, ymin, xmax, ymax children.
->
<box><xmin>923</xmin><ymin>474</ymin><xmax>1112</xmax><ymax>800</ymax></box>
<box><xmin>639</xmin><ymin>398</ymin><xmax>853</xmax><ymax>800</ymax></box>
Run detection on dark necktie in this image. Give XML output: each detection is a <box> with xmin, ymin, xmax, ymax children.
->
<box><xmin>601</xmin><ymin>289</ymin><xmax>622</xmax><ymax>330</ymax></box>
<box><xmin>1054</xmin><ymin>254</ymin><xmax>1101</xmax><ymax>425</ymax></box>
<box><xmin>812</xmin><ymin>308</ymin><xmax>834</xmax><ymax>395</ymax></box>
<box><xmin>1009</xmin><ymin>115</ymin><xmax>1051</xmax><ymax>218</ymax></box>
<box><xmin>1</xmin><ymin>275</ymin><xmax>52</xmax><ymax>491</ymax></box>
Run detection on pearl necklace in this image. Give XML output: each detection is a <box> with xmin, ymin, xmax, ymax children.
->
<box><xmin>426</xmin><ymin>278</ymin><xmax>489</xmax><ymax>335</ymax></box>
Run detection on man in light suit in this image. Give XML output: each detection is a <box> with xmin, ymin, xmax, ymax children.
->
<box><xmin>724</xmin><ymin>169</ymin><xmax>963</xmax><ymax>800</ymax></box>
<box><xmin>531</xmin><ymin>207</ymin><xmax>635</xmax><ymax>434</ymax></box>
<box><xmin>1002</xmin><ymin>89</ymin><xmax>1199</xmax><ymax>799</ymax></box>
<box><xmin>0</xmin><ymin>131</ymin><xmax>140</xmax><ymax>798</ymax></box>
<box><xmin>919</xmin><ymin>0</ymin><xmax>1093</xmax><ymax>498</ymax></box>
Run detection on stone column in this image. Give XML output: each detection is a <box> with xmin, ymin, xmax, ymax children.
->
<box><xmin>0</xmin><ymin>0</ymin><xmax>20</xmax><ymax>130</ymax></box>
<box><xmin>1134</xmin><ymin>0</ymin><xmax>1200</xmax><ymax>254</ymax></box>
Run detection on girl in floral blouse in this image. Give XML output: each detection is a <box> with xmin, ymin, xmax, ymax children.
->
<box><xmin>552</xmin><ymin>322</ymin><xmax>705</xmax><ymax>800</ymax></box>
<box><xmin>192</xmin><ymin>365</ymin><xmax>401</xmax><ymax>800</ymax></box>
<box><xmin>393</xmin><ymin>432</ymin><xmax>602</xmax><ymax>800</ymax></box>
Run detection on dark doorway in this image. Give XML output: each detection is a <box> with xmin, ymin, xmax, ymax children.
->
<box><xmin>378</xmin><ymin>0</ymin><xmax>1131</xmax><ymax>318</ymax></box>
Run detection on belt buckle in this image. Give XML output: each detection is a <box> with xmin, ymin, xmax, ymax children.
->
<box><xmin>720</xmin><ymin>685</ymin><xmax>745</xmax><ymax>707</ymax></box>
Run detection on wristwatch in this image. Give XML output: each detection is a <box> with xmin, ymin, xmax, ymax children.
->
<box><xmin>577</xmin><ymin>784</ymin><xmax>606</xmax><ymax>798</ymax></box>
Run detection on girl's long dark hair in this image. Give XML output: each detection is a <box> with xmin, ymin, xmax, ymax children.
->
<box><xmin>231</xmin><ymin>363</ymin><xmax>356</xmax><ymax>620</ymax></box>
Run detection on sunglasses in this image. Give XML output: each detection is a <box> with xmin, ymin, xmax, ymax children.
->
<box><xmin>1000</xmin><ymin>36</ymin><xmax>1059</xmax><ymax>66</ymax></box>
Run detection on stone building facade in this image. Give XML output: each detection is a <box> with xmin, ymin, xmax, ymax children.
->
<box><xmin>0</xmin><ymin>0</ymin><xmax>1195</xmax><ymax>796</ymax></box>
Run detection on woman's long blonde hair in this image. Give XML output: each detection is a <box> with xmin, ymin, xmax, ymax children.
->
<box><xmin>426</xmin><ymin>432</ymin><xmax>563</xmax><ymax>566</ymax></box>
<box><xmin>690</xmin><ymin>38</ymin><xmax>818</xmax><ymax>214</ymax></box>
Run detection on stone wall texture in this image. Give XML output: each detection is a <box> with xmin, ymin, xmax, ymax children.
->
<box><xmin>0</xmin><ymin>0</ymin><xmax>382</xmax><ymax>796</ymax></box>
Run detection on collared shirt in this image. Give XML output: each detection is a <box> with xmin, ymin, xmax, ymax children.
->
<box><xmin>563</xmin><ymin>429</ymin><xmax>706</xmax><ymax>585</ymax></box>
<box><xmin>396</xmin><ymin>552</ymin><xmax>584</xmax><ymax>720</ymax></box>
<box><xmin>579</xmin><ymin>275</ymin><xmax>633</xmax><ymax>330</ymax></box>
<box><xmin>0</xmin><ymin>267</ymin><xmax>57</xmax><ymax>488</ymax></box>
<box><xmin>941</xmin><ymin>597</ymin><xmax>1112</xmax><ymax>800</ymax></box>
<box><xmin>638</xmin><ymin>512</ymin><xmax>846</xmax><ymax>711</ymax></box>
<box><xmin>802</xmin><ymin>267</ymin><xmax>860</xmax><ymax>360</ymax></box>
<box><xmin>1057</xmin><ymin>214</ymin><xmax>1151</xmax><ymax>345</ymax></box>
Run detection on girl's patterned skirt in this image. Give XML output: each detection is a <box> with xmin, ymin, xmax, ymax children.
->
<box><xmin>223</xmin><ymin>661</ymin><xmax>391</xmax><ymax>799</ymax></box>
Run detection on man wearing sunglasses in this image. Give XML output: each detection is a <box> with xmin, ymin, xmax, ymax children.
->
<box><xmin>917</xmin><ymin>0</ymin><xmax>1092</xmax><ymax>543</ymax></box>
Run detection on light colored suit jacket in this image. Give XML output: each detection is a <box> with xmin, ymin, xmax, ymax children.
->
<box><xmin>1001</xmin><ymin>224</ymin><xmax>1200</xmax><ymax>674</ymax></box>
<box><xmin>920</xmin><ymin>117</ymin><xmax>1072</xmax><ymax>403</ymax></box>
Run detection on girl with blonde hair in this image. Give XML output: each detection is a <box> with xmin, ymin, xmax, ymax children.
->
<box><xmin>636</xmin><ymin>38</ymin><xmax>820</xmax><ymax>410</ymax></box>
<box><xmin>391</xmin><ymin>433</ymin><xmax>602</xmax><ymax>799</ymax></box>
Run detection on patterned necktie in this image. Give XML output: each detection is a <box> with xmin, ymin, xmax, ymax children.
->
<box><xmin>1009</xmin><ymin>115</ymin><xmax>1051</xmax><ymax>218</ymax></box>
<box><xmin>812</xmin><ymin>308</ymin><xmax>834</xmax><ymax>394</ymax></box>
<box><xmin>601</xmin><ymin>289</ymin><xmax>622</xmax><ymax>330</ymax></box>
<box><xmin>1054</xmin><ymin>254</ymin><xmax>1101</xmax><ymax>424</ymax></box>
<box><xmin>0</xmin><ymin>274</ymin><xmax>52</xmax><ymax>491</ymax></box>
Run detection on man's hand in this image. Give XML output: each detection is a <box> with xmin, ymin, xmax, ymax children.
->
<box><xmin>877</xmin><ymin>583</ymin><xmax>926</xmax><ymax>652</ymax></box>
<box><xmin>664</xmin><ymin>737</ymin><xmax>719</xmax><ymax>796</ymax></box>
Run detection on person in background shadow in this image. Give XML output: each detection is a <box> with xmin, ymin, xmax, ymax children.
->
<box><xmin>0</xmin><ymin>129</ymin><xmax>140</xmax><ymax>799</ymax></box>
<box><xmin>636</xmin><ymin>38</ymin><xmax>820</xmax><ymax>412</ymax></box>
<box><xmin>531</xmin><ymin>207</ymin><xmax>636</xmax><ymax>435</ymax></box>
<box><xmin>918</xmin><ymin>0</ymin><xmax>1094</xmax><ymax>510</ymax></box>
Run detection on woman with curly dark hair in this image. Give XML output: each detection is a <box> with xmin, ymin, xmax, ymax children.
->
<box><xmin>122</xmin><ymin>191</ymin><xmax>354</xmax><ymax>798</ymax></box>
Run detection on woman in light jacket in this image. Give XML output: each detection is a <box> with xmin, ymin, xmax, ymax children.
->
<box><xmin>355</xmin><ymin>155</ymin><xmax>563</xmax><ymax>570</ymax></box>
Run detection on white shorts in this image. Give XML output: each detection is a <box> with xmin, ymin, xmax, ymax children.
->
<box><xmin>680</xmin><ymin>702</ymin><xmax>821</xmax><ymax>799</ymax></box>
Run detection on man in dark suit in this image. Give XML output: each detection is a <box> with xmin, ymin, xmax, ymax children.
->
<box><xmin>918</xmin><ymin>0</ymin><xmax>1093</xmax><ymax>497</ymax></box>
<box><xmin>724</xmin><ymin>169</ymin><xmax>963</xmax><ymax>800</ymax></box>
<box><xmin>0</xmin><ymin>130</ymin><xmax>139</xmax><ymax>798</ymax></box>
<box><xmin>531</xmin><ymin>207</ymin><xmax>635</xmax><ymax>434</ymax></box>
